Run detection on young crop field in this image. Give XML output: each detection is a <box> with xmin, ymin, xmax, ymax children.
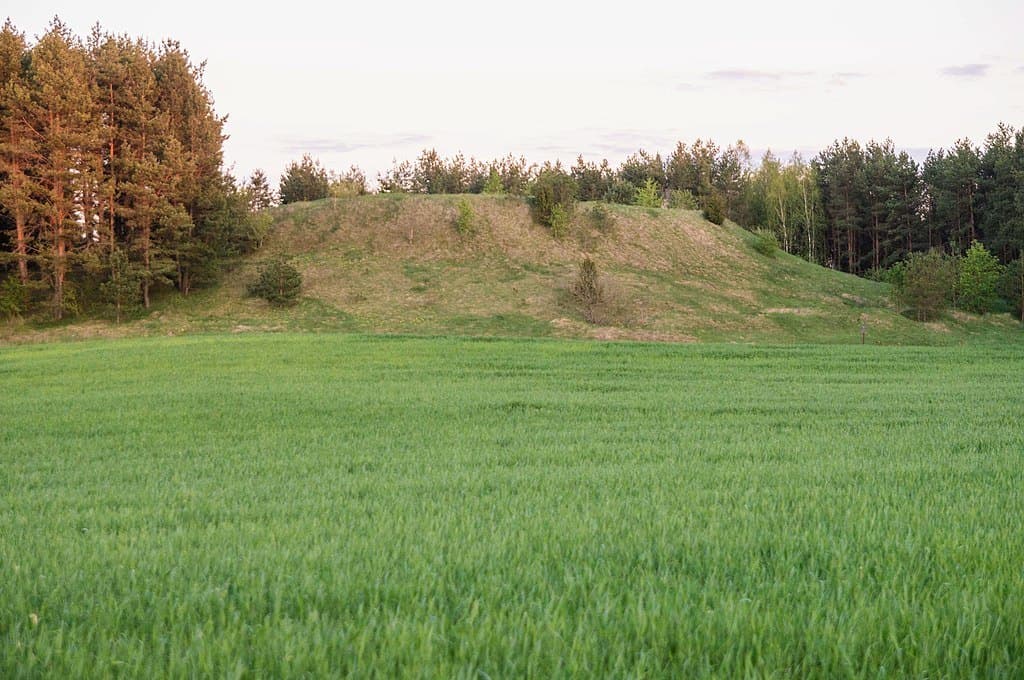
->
<box><xmin>2</xmin><ymin>334</ymin><xmax>1023</xmax><ymax>677</ymax></box>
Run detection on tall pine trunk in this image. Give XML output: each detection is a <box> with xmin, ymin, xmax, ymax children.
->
<box><xmin>14</xmin><ymin>211</ymin><xmax>28</xmax><ymax>284</ymax></box>
<box><xmin>1019</xmin><ymin>261</ymin><xmax>1023</xmax><ymax>323</ymax></box>
<box><xmin>108</xmin><ymin>85</ymin><xmax>116</xmax><ymax>258</ymax></box>
<box><xmin>142</xmin><ymin>217</ymin><xmax>151</xmax><ymax>308</ymax></box>
<box><xmin>968</xmin><ymin>189</ymin><xmax>976</xmax><ymax>244</ymax></box>
<box><xmin>872</xmin><ymin>216</ymin><xmax>880</xmax><ymax>271</ymax></box>
<box><xmin>53</xmin><ymin>205</ymin><xmax>65</xmax><ymax>320</ymax></box>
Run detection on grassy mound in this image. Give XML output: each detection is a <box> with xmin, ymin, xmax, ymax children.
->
<box><xmin>3</xmin><ymin>194</ymin><xmax>1021</xmax><ymax>345</ymax></box>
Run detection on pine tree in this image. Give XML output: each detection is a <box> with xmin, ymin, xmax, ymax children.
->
<box><xmin>248</xmin><ymin>258</ymin><xmax>301</xmax><ymax>305</ymax></box>
<box><xmin>814</xmin><ymin>139</ymin><xmax>866</xmax><ymax>272</ymax></box>
<box><xmin>482</xmin><ymin>166</ymin><xmax>504</xmax><ymax>195</ymax></box>
<box><xmin>923</xmin><ymin>140</ymin><xmax>981</xmax><ymax>253</ymax></box>
<box><xmin>0</xmin><ymin>21</ymin><xmax>41</xmax><ymax>286</ymax></box>
<box><xmin>715</xmin><ymin>142</ymin><xmax>750</xmax><ymax>222</ymax></box>
<box><xmin>244</xmin><ymin>169</ymin><xmax>275</xmax><ymax>211</ymax></box>
<box><xmin>89</xmin><ymin>32</ymin><xmax>157</xmax><ymax>260</ymax></box>
<box><xmin>863</xmin><ymin>140</ymin><xmax>898</xmax><ymax>271</ymax></box>
<box><xmin>279</xmin><ymin>154</ymin><xmax>329</xmax><ymax>204</ymax></box>
<box><xmin>99</xmin><ymin>248</ymin><xmax>140</xmax><ymax>322</ymax></box>
<box><xmin>979</xmin><ymin>124</ymin><xmax>1024</xmax><ymax>261</ymax></box>
<box><xmin>886</xmin><ymin>151</ymin><xmax>923</xmax><ymax>262</ymax></box>
<box><xmin>0</xmin><ymin>19</ymin><xmax>240</xmax><ymax>316</ymax></box>
<box><xmin>31</xmin><ymin>20</ymin><xmax>99</xmax><ymax>319</ymax></box>
<box><xmin>634</xmin><ymin>178</ymin><xmax>662</xmax><ymax>208</ymax></box>
<box><xmin>153</xmin><ymin>38</ymin><xmax>226</xmax><ymax>293</ymax></box>
<box><xmin>618</xmin><ymin>150</ymin><xmax>665</xmax><ymax>194</ymax></box>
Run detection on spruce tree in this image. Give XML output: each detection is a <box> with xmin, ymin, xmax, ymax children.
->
<box><xmin>245</xmin><ymin>169</ymin><xmax>275</xmax><ymax>211</ymax></box>
<box><xmin>99</xmin><ymin>248</ymin><xmax>140</xmax><ymax>322</ymax></box>
<box><xmin>279</xmin><ymin>154</ymin><xmax>330</xmax><ymax>204</ymax></box>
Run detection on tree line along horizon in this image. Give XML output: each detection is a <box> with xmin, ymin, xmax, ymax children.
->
<box><xmin>1</xmin><ymin>19</ymin><xmax>1022</xmax><ymax>323</ymax></box>
<box><xmin>277</xmin><ymin>128</ymin><xmax>1024</xmax><ymax>320</ymax></box>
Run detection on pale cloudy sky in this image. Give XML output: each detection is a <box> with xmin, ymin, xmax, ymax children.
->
<box><xmin>9</xmin><ymin>1</ymin><xmax>1024</xmax><ymax>184</ymax></box>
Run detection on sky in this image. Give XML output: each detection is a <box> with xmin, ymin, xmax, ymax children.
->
<box><xmin>7</xmin><ymin>1</ymin><xmax>1024</xmax><ymax>185</ymax></box>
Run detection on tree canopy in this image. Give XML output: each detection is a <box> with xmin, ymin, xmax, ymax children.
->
<box><xmin>0</xmin><ymin>18</ymin><xmax>261</xmax><ymax>319</ymax></box>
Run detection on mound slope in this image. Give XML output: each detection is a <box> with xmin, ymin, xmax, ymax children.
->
<box><xmin>4</xmin><ymin>194</ymin><xmax>1020</xmax><ymax>344</ymax></box>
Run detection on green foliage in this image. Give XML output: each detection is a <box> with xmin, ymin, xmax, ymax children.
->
<box><xmin>453</xmin><ymin>199</ymin><xmax>476</xmax><ymax>236</ymax></box>
<box><xmin>922</xmin><ymin>141</ymin><xmax>982</xmax><ymax>253</ymax></box>
<box><xmin>244</xmin><ymin>169</ymin><xmax>276</xmax><ymax>211</ymax></box>
<box><xmin>864</xmin><ymin>267</ymin><xmax>887</xmax><ymax>282</ymax></box>
<box><xmin>618</xmin><ymin>150</ymin><xmax>665</xmax><ymax>191</ymax></box>
<box><xmin>567</xmin><ymin>257</ymin><xmax>631</xmax><ymax>325</ymax></box>
<box><xmin>248</xmin><ymin>258</ymin><xmax>303</xmax><ymax>305</ymax></box>
<box><xmin>98</xmin><ymin>250</ymin><xmax>141</xmax><ymax>323</ymax></box>
<box><xmin>978</xmin><ymin>125</ymin><xmax>1024</xmax><ymax>257</ymax></box>
<box><xmin>548</xmin><ymin>204</ymin><xmax>570</xmax><ymax>239</ymax></box>
<box><xmin>879</xmin><ymin>261</ymin><xmax>909</xmax><ymax>309</ymax></box>
<box><xmin>3</xmin><ymin>336</ymin><xmax>1024</xmax><ymax>676</ymax></box>
<box><xmin>329</xmin><ymin>166</ymin><xmax>368</xmax><ymax>197</ymax></box>
<box><xmin>588</xmin><ymin>203</ymin><xmax>614</xmax><ymax>232</ymax></box>
<box><xmin>956</xmin><ymin>241</ymin><xmax>1003</xmax><ymax>313</ymax></box>
<box><xmin>701</xmin><ymin>192</ymin><xmax>726</xmax><ymax>225</ymax></box>
<box><xmin>528</xmin><ymin>168</ymin><xmax>577</xmax><ymax>235</ymax></box>
<box><xmin>634</xmin><ymin>178</ymin><xmax>662</xmax><ymax>208</ymax></box>
<box><xmin>246</xmin><ymin>212</ymin><xmax>273</xmax><ymax>252</ymax></box>
<box><xmin>279</xmin><ymin>154</ymin><xmax>331</xmax><ymax>204</ymax></box>
<box><xmin>377</xmin><ymin>151</ymin><xmax>533</xmax><ymax>196</ymax></box>
<box><xmin>752</xmin><ymin>229</ymin><xmax>779</xmax><ymax>257</ymax></box>
<box><xmin>570</xmin><ymin>257</ymin><xmax>604</xmax><ymax>322</ymax></box>
<box><xmin>377</xmin><ymin>159</ymin><xmax>414</xmax><ymax>193</ymax></box>
<box><xmin>571</xmin><ymin>156</ymin><xmax>613</xmax><ymax>201</ymax></box>
<box><xmin>0</xmin><ymin>277</ymin><xmax>28</xmax><ymax>319</ymax></box>
<box><xmin>492</xmin><ymin>154</ymin><xmax>535</xmax><ymax>196</ymax></box>
<box><xmin>393</xmin><ymin>150</ymin><xmax>486</xmax><ymax>194</ymax></box>
<box><xmin>747</xmin><ymin>151</ymin><xmax>826</xmax><ymax>258</ymax></box>
<box><xmin>0</xmin><ymin>20</ymin><xmax>232</xmax><ymax>318</ymax></box>
<box><xmin>482</xmin><ymin>167</ymin><xmax>504</xmax><ymax>194</ymax></box>
<box><xmin>171</xmin><ymin>177</ymin><xmax>269</xmax><ymax>294</ymax></box>
<box><xmin>668</xmin><ymin>189</ymin><xmax>699</xmax><ymax>210</ymax></box>
<box><xmin>897</xmin><ymin>250</ymin><xmax>957</xmax><ymax>321</ymax></box>
<box><xmin>604</xmin><ymin>179</ymin><xmax>637</xmax><ymax>205</ymax></box>
<box><xmin>997</xmin><ymin>257</ymin><xmax>1023</xmax><ymax>321</ymax></box>
<box><xmin>55</xmin><ymin>281</ymin><xmax>81</xmax><ymax>319</ymax></box>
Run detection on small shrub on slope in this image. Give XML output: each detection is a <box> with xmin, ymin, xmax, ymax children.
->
<box><xmin>897</xmin><ymin>250</ymin><xmax>956</xmax><ymax>321</ymax></box>
<box><xmin>753</xmin><ymin>230</ymin><xmax>779</xmax><ymax>257</ymax></box>
<box><xmin>249</xmin><ymin>258</ymin><xmax>303</xmax><ymax>305</ymax></box>
<box><xmin>529</xmin><ymin>168</ymin><xmax>577</xmax><ymax>237</ymax></box>
<box><xmin>453</xmin><ymin>199</ymin><xmax>476</xmax><ymax>236</ymax></box>
<box><xmin>701</xmin><ymin>193</ymin><xmax>726</xmax><ymax>225</ymax></box>
<box><xmin>588</xmin><ymin>203</ymin><xmax>614</xmax><ymax>232</ymax></box>
<box><xmin>668</xmin><ymin>189</ymin><xmax>699</xmax><ymax>210</ymax></box>
<box><xmin>634</xmin><ymin>178</ymin><xmax>662</xmax><ymax>208</ymax></box>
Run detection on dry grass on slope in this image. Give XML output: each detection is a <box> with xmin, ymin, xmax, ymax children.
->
<box><xmin>4</xmin><ymin>194</ymin><xmax>1020</xmax><ymax>346</ymax></box>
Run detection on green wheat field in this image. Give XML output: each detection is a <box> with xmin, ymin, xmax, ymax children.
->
<box><xmin>2</xmin><ymin>334</ymin><xmax>1023</xmax><ymax>677</ymax></box>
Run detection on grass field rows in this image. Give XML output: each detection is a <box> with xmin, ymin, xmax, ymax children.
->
<box><xmin>2</xmin><ymin>334</ymin><xmax>1023</xmax><ymax>677</ymax></box>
